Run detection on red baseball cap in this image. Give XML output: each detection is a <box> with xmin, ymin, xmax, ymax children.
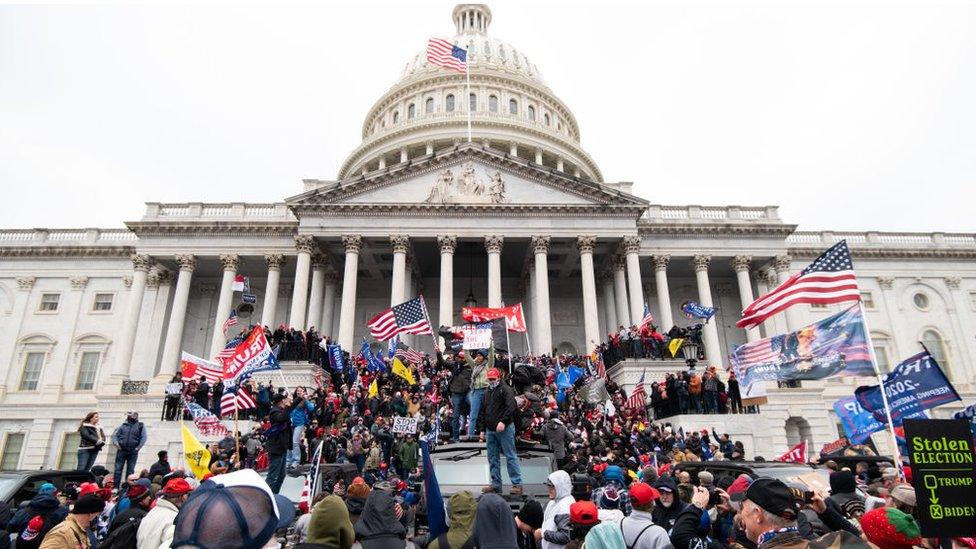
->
<box><xmin>629</xmin><ymin>482</ymin><xmax>661</xmax><ymax>506</ymax></box>
<box><xmin>162</xmin><ymin>478</ymin><xmax>193</xmax><ymax>495</ymax></box>
<box><xmin>487</xmin><ymin>368</ymin><xmax>502</xmax><ymax>380</ymax></box>
<box><xmin>569</xmin><ymin>500</ymin><xmax>599</xmax><ymax>526</ymax></box>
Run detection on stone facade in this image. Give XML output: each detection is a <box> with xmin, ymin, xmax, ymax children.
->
<box><xmin>0</xmin><ymin>4</ymin><xmax>974</xmax><ymax>470</ymax></box>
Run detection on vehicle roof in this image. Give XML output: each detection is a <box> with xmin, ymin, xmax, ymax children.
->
<box><xmin>0</xmin><ymin>470</ymin><xmax>90</xmax><ymax>476</ymax></box>
<box><xmin>431</xmin><ymin>441</ymin><xmax>553</xmax><ymax>454</ymax></box>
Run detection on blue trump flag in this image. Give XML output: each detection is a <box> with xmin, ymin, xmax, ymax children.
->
<box><xmin>855</xmin><ymin>350</ymin><xmax>960</xmax><ymax>426</ymax></box>
<box><xmin>681</xmin><ymin>300</ymin><xmax>717</xmax><ymax>321</ymax></box>
<box><xmin>361</xmin><ymin>338</ymin><xmax>386</xmax><ymax>372</ymax></box>
<box><xmin>420</xmin><ymin>440</ymin><xmax>448</xmax><ymax>539</ymax></box>
<box><xmin>327</xmin><ymin>344</ymin><xmax>345</xmax><ymax>372</ymax></box>
<box><xmin>833</xmin><ymin>396</ymin><xmax>927</xmax><ymax>444</ymax></box>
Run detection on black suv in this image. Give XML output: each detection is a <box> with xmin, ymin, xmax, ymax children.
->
<box><xmin>0</xmin><ymin>470</ymin><xmax>94</xmax><ymax>508</ymax></box>
<box><xmin>672</xmin><ymin>461</ymin><xmax>832</xmax><ymax>492</ymax></box>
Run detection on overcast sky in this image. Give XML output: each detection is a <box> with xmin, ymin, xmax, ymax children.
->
<box><xmin>2</xmin><ymin>1</ymin><xmax>974</xmax><ymax>232</ymax></box>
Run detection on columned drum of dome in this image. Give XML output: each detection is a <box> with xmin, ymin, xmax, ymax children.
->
<box><xmin>337</xmin><ymin>4</ymin><xmax>603</xmax><ymax>183</ymax></box>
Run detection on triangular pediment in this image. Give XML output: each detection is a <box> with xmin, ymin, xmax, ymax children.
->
<box><xmin>286</xmin><ymin>144</ymin><xmax>648</xmax><ymax>213</ymax></box>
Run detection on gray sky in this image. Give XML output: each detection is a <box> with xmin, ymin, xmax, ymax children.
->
<box><xmin>2</xmin><ymin>1</ymin><xmax>974</xmax><ymax>232</ymax></box>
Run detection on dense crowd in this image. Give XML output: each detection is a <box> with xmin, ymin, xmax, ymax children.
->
<box><xmin>599</xmin><ymin>323</ymin><xmax>706</xmax><ymax>365</ymax></box>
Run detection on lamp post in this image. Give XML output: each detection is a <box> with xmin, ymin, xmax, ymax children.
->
<box><xmin>681</xmin><ymin>341</ymin><xmax>700</xmax><ymax>370</ymax></box>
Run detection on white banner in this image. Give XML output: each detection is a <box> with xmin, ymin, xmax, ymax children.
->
<box><xmin>461</xmin><ymin>328</ymin><xmax>492</xmax><ymax>350</ymax></box>
<box><xmin>392</xmin><ymin>417</ymin><xmax>419</xmax><ymax>434</ymax></box>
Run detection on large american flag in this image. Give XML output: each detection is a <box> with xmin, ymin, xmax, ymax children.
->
<box><xmin>220</xmin><ymin>385</ymin><xmax>256</xmax><ymax>417</ymax></box>
<box><xmin>215</xmin><ymin>337</ymin><xmax>244</xmax><ymax>362</ymax></box>
<box><xmin>184</xmin><ymin>399</ymin><xmax>230</xmax><ymax>437</ymax></box>
<box><xmin>367</xmin><ymin>297</ymin><xmax>433</xmax><ymax>341</ymax></box>
<box><xmin>221</xmin><ymin>310</ymin><xmax>239</xmax><ymax>336</ymax></box>
<box><xmin>627</xmin><ymin>371</ymin><xmax>647</xmax><ymax>411</ymax></box>
<box><xmin>737</xmin><ymin>241</ymin><xmax>859</xmax><ymax>329</ymax></box>
<box><xmin>394</xmin><ymin>341</ymin><xmax>424</xmax><ymax>365</ymax></box>
<box><xmin>427</xmin><ymin>38</ymin><xmax>467</xmax><ymax>73</ymax></box>
<box><xmin>637</xmin><ymin>304</ymin><xmax>654</xmax><ymax>332</ymax></box>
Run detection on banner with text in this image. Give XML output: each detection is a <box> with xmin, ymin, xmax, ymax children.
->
<box><xmin>855</xmin><ymin>350</ymin><xmax>960</xmax><ymax>426</ymax></box>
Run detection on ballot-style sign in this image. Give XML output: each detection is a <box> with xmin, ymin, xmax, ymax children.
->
<box><xmin>392</xmin><ymin>416</ymin><xmax>419</xmax><ymax>434</ymax></box>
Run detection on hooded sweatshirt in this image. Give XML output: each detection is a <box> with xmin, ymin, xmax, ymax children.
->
<box><xmin>650</xmin><ymin>476</ymin><xmax>686</xmax><ymax>532</ymax></box>
<box><xmin>8</xmin><ymin>494</ymin><xmax>68</xmax><ymax>549</ymax></box>
<box><xmin>354</xmin><ymin>490</ymin><xmax>406</xmax><ymax>549</ymax></box>
<box><xmin>428</xmin><ymin>491</ymin><xmax>478</xmax><ymax>549</ymax></box>
<box><xmin>298</xmin><ymin>495</ymin><xmax>356</xmax><ymax>549</ymax></box>
<box><xmin>542</xmin><ymin>470</ymin><xmax>575</xmax><ymax>549</ymax></box>
<box><xmin>473</xmin><ymin>493</ymin><xmax>519</xmax><ymax>549</ymax></box>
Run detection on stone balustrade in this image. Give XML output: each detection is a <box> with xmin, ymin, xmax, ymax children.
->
<box><xmin>142</xmin><ymin>202</ymin><xmax>295</xmax><ymax>222</ymax></box>
<box><xmin>0</xmin><ymin>228</ymin><xmax>137</xmax><ymax>244</ymax></box>
<box><xmin>788</xmin><ymin>231</ymin><xmax>976</xmax><ymax>249</ymax></box>
<box><xmin>642</xmin><ymin>204</ymin><xmax>780</xmax><ymax>223</ymax></box>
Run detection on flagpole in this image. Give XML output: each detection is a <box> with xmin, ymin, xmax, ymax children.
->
<box><xmin>465</xmin><ymin>58</ymin><xmax>472</xmax><ymax>143</ymax></box>
<box><xmin>420</xmin><ymin>295</ymin><xmax>439</xmax><ymax>353</ymax></box>
<box><xmin>234</xmin><ymin>398</ymin><xmax>241</xmax><ymax>469</ymax></box>
<box><xmin>859</xmin><ymin>301</ymin><xmax>905</xmax><ymax>480</ymax></box>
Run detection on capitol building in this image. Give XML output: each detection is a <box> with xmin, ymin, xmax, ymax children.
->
<box><xmin>0</xmin><ymin>4</ymin><xmax>973</xmax><ymax>470</ymax></box>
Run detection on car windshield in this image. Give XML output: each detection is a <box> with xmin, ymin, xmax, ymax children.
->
<box><xmin>0</xmin><ymin>476</ymin><xmax>21</xmax><ymax>503</ymax></box>
<box><xmin>758</xmin><ymin>467</ymin><xmax>833</xmax><ymax>493</ymax></box>
<box><xmin>432</xmin><ymin>454</ymin><xmax>552</xmax><ymax>485</ymax></box>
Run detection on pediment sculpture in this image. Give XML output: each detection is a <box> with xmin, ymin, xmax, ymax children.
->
<box><xmin>425</xmin><ymin>161</ymin><xmax>508</xmax><ymax>204</ymax></box>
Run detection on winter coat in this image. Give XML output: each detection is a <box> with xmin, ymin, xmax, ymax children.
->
<box><xmin>354</xmin><ymin>490</ymin><xmax>406</xmax><ymax>549</ymax></box>
<box><xmin>479</xmin><ymin>381</ymin><xmax>517</xmax><ymax>432</ymax></box>
<box><xmin>473</xmin><ymin>493</ymin><xmax>519</xmax><ymax>549</ymax></box>
<box><xmin>78</xmin><ymin>423</ymin><xmax>105</xmax><ymax>451</ymax></box>
<box><xmin>650</xmin><ymin>476</ymin><xmax>687</xmax><ymax>531</ymax></box>
<box><xmin>305</xmin><ymin>495</ymin><xmax>355</xmax><ymax>549</ymax></box>
<box><xmin>544</xmin><ymin>419</ymin><xmax>573</xmax><ymax>460</ymax></box>
<box><xmin>541</xmin><ymin>471</ymin><xmax>574</xmax><ymax>549</ymax></box>
<box><xmin>37</xmin><ymin>515</ymin><xmax>89</xmax><ymax>549</ymax></box>
<box><xmin>398</xmin><ymin>440</ymin><xmax>419</xmax><ymax>470</ymax></box>
<box><xmin>618</xmin><ymin>510</ymin><xmax>674</xmax><ymax>549</ymax></box>
<box><xmin>365</xmin><ymin>446</ymin><xmax>382</xmax><ymax>470</ymax></box>
<box><xmin>136</xmin><ymin>497</ymin><xmax>179</xmax><ymax>549</ymax></box>
<box><xmin>448</xmin><ymin>360</ymin><xmax>473</xmax><ymax>395</ymax></box>
<box><xmin>265</xmin><ymin>404</ymin><xmax>293</xmax><ymax>455</ymax></box>
<box><xmin>8</xmin><ymin>494</ymin><xmax>67</xmax><ymax>549</ymax></box>
<box><xmin>112</xmin><ymin>419</ymin><xmax>146</xmax><ymax>452</ymax></box>
<box><xmin>148</xmin><ymin>459</ymin><xmax>171</xmax><ymax>480</ymax></box>
<box><xmin>428</xmin><ymin>491</ymin><xmax>477</xmax><ymax>549</ymax></box>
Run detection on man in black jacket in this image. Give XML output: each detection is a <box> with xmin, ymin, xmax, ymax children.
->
<box><xmin>443</xmin><ymin>351</ymin><xmax>472</xmax><ymax>442</ymax></box>
<box><xmin>265</xmin><ymin>393</ymin><xmax>293</xmax><ymax>494</ymax></box>
<box><xmin>478</xmin><ymin>367</ymin><xmax>523</xmax><ymax>495</ymax></box>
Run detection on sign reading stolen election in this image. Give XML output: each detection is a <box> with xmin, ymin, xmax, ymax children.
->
<box><xmin>902</xmin><ymin>419</ymin><xmax>976</xmax><ymax>538</ymax></box>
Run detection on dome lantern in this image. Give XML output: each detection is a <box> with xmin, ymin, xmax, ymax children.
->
<box><xmin>453</xmin><ymin>4</ymin><xmax>492</xmax><ymax>35</ymax></box>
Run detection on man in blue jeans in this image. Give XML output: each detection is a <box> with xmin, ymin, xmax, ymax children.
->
<box><xmin>111</xmin><ymin>411</ymin><xmax>147</xmax><ymax>487</ymax></box>
<box><xmin>478</xmin><ymin>367</ymin><xmax>523</xmax><ymax>495</ymax></box>
<box><xmin>265</xmin><ymin>393</ymin><xmax>292</xmax><ymax>494</ymax></box>
<box><xmin>288</xmin><ymin>387</ymin><xmax>315</xmax><ymax>468</ymax></box>
<box><xmin>466</xmin><ymin>347</ymin><xmax>493</xmax><ymax>438</ymax></box>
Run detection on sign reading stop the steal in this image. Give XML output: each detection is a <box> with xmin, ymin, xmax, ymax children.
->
<box><xmin>903</xmin><ymin>418</ymin><xmax>976</xmax><ymax>537</ymax></box>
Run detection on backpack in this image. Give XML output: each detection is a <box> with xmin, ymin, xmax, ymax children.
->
<box><xmin>619</xmin><ymin>518</ymin><xmax>658</xmax><ymax>549</ymax></box>
<box><xmin>99</xmin><ymin>514</ymin><xmax>143</xmax><ymax>549</ymax></box>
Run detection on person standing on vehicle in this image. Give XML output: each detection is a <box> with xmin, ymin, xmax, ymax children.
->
<box><xmin>479</xmin><ymin>367</ymin><xmax>523</xmax><ymax>496</ymax></box>
<box><xmin>77</xmin><ymin>411</ymin><xmax>105</xmax><ymax>472</ymax></box>
<box><xmin>466</xmin><ymin>347</ymin><xmax>494</xmax><ymax>438</ymax></box>
<box><xmin>265</xmin><ymin>392</ymin><xmax>293</xmax><ymax>494</ymax></box>
<box><xmin>444</xmin><ymin>351</ymin><xmax>472</xmax><ymax>441</ymax></box>
<box><xmin>111</xmin><ymin>411</ymin><xmax>146</xmax><ymax>487</ymax></box>
<box><xmin>289</xmin><ymin>387</ymin><xmax>316</xmax><ymax>468</ymax></box>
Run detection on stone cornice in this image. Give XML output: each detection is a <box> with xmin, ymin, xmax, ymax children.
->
<box><xmin>788</xmin><ymin>246</ymin><xmax>976</xmax><ymax>260</ymax></box>
<box><xmin>638</xmin><ymin>223</ymin><xmax>797</xmax><ymax>237</ymax></box>
<box><xmin>0</xmin><ymin>246</ymin><xmax>135</xmax><ymax>258</ymax></box>
<box><xmin>124</xmin><ymin>221</ymin><xmax>298</xmax><ymax>237</ymax></box>
<box><xmin>292</xmin><ymin>202</ymin><xmax>646</xmax><ymax>218</ymax></box>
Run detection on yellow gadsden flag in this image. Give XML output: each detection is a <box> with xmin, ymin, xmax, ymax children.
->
<box><xmin>392</xmin><ymin>357</ymin><xmax>416</xmax><ymax>385</ymax></box>
<box><xmin>368</xmin><ymin>378</ymin><xmax>379</xmax><ymax>398</ymax></box>
<box><xmin>181</xmin><ymin>423</ymin><xmax>211</xmax><ymax>480</ymax></box>
<box><xmin>668</xmin><ymin>337</ymin><xmax>685</xmax><ymax>358</ymax></box>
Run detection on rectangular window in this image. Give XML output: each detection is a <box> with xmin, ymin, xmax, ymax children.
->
<box><xmin>76</xmin><ymin>352</ymin><xmax>100</xmax><ymax>390</ymax></box>
<box><xmin>39</xmin><ymin>293</ymin><xmax>60</xmax><ymax>312</ymax></box>
<box><xmin>20</xmin><ymin>352</ymin><xmax>44</xmax><ymax>391</ymax></box>
<box><xmin>58</xmin><ymin>432</ymin><xmax>81</xmax><ymax>470</ymax></box>
<box><xmin>93</xmin><ymin>293</ymin><xmax>113</xmax><ymax>311</ymax></box>
<box><xmin>860</xmin><ymin>291</ymin><xmax>875</xmax><ymax>309</ymax></box>
<box><xmin>873</xmin><ymin>344</ymin><xmax>890</xmax><ymax>373</ymax></box>
<box><xmin>1</xmin><ymin>433</ymin><xmax>25</xmax><ymax>470</ymax></box>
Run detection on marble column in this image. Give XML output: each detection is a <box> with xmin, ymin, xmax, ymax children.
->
<box><xmin>653</xmin><ymin>255</ymin><xmax>674</xmax><ymax>331</ymax></box>
<box><xmin>289</xmin><ymin>235</ymin><xmax>315</xmax><ymax>330</ymax></box>
<box><xmin>390</xmin><ymin>235</ymin><xmax>409</xmax><ymax>306</ymax></box>
<box><xmin>602</xmin><ymin>274</ymin><xmax>617</xmax><ymax>334</ymax></box>
<box><xmin>692</xmin><ymin>254</ymin><xmax>723</xmax><ymax>367</ymax></box>
<box><xmin>759</xmin><ymin>268</ymin><xmax>786</xmax><ymax>338</ymax></box>
<box><xmin>337</xmin><ymin>235</ymin><xmax>362</xmax><ymax>350</ymax></box>
<box><xmin>528</xmin><ymin>264</ymin><xmax>538</xmax><ymax>352</ymax></box>
<box><xmin>159</xmin><ymin>254</ymin><xmax>196</xmax><ymax>374</ymax></box>
<box><xmin>485</xmin><ymin>235</ymin><xmax>503</xmax><ymax>307</ymax></box>
<box><xmin>623</xmin><ymin>236</ymin><xmax>645</xmax><ymax>323</ymax></box>
<box><xmin>577</xmin><ymin>236</ymin><xmax>600</xmax><ymax>353</ymax></box>
<box><xmin>437</xmin><ymin>235</ymin><xmax>457</xmax><ymax>328</ymax></box>
<box><xmin>209</xmin><ymin>254</ymin><xmax>240</xmax><ymax>358</ymax></box>
<box><xmin>306</xmin><ymin>254</ymin><xmax>328</xmax><ymax>330</ymax></box>
<box><xmin>612</xmin><ymin>257</ymin><xmax>631</xmax><ymax>327</ymax></box>
<box><xmin>774</xmin><ymin>255</ymin><xmax>798</xmax><ymax>330</ymax></box>
<box><xmin>732</xmin><ymin>255</ymin><xmax>760</xmax><ymax>342</ymax></box>
<box><xmin>260</xmin><ymin>254</ymin><xmax>285</xmax><ymax>327</ymax></box>
<box><xmin>113</xmin><ymin>254</ymin><xmax>151</xmax><ymax>378</ymax></box>
<box><xmin>532</xmin><ymin>236</ymin><xmax>553</xmax><ymax>355</ymax></box>
<box><xmin>320</xmin><ymin>271</ymin><xmax>339</xmax><ymax>339</ymax></box>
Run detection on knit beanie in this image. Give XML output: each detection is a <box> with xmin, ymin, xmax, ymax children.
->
<box><xmin>517</xmin><ymin>499</ymin><xmax>544</xmax><ymax>530</ymax></box>
<box><xmin>859</xmin><ymin>507</ymin><xmax>922</xmax><ymax>549</ymax></box>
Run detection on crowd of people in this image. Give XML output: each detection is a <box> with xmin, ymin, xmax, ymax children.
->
<box><xmin>599</xmin><ymin>323</ymin><xmax>706</xmax><ymax>365</ymax></box>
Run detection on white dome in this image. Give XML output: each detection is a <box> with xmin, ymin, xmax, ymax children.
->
<box><xmin>401</xmin><ymin>34</ymin><xmax>547</xmax><ymax>88</ymax></box>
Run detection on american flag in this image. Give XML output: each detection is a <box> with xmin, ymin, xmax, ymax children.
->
<box><xmin>394</xmin><ymin>341</ymin><xmax>424</xmax><ymax>365</ymax></box>
<box><xmin>637</xmin><ymin>304</ymin><xmax>654</xmax><ymax>332</ymax></box>
<box><xmin>737</xmin><ymin>241</ymin><xmax>859</xmax><ymax>329</ymax></box>
<box><xmin>184</xmin><ymin>399</ymin><xmax>230</xmax><ymax>437</ymax></box>
<box><xmin>367</xmin><ymin>297</ymin><xmax>433</xmax><ymax>341</ymax></box>
<box><xmin>215</xmin><ymin>337</ymin><xmax>244</xmax><ymax>361</ymax></box>
<box><xmin>220</xmin><ymin>385</ymin><xmax>256</xmax><ymax>417</ymax></box>
<box><xmin>222</xmin><ymin>310</ymin><xmax>239</xmax><ymax>336</ymax></box>
<box><xmin>626</xmin><ymin>371</ymin><xmax>647</xmax><ymax>411</ymax></box>
<box><xmin>426</xmin><ymin>38</ymin><xmax>467</xmax><ymax>73</ymax></box>
<box><xmin>591</xmin><ymin>353</ymin><xmax>607</xmax><ymax>378</ymax></box>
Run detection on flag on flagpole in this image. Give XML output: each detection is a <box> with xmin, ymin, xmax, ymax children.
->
<box><xmin>420</xmin><ymin>439</ymin><xmax>449</xmax><ymax>539</ymax></box>
<box><xmin>368</xmin><ymin>378</ymin><xmax>379</xmax><ymax>398</ymax></box>
<box><xmin>214</xmin><ymin>337</ymin><xmax>244</xmax><ymax>361</ymax></box>
<box><xmin>461</xmin><ymin>304</ymin><xmax>528</xmax><ymax>332</ymax></box>
<box><xmin>184</xmin><ymin>399</ymin><xmax>230</xmax><ymax>437</ymax></box>
<box><xmin>394</xmin><ymin>341</ymin><xmax>424</xmax><ymax>365</ymax></box>
<box><xmin>181</xmin><ymin>423</ymin><xmax>212</xmax><ymax>480</ymax></box>
<box><xmin>361</xmin><ymin>338</ymin><xmax>386</xmax><ymax>372</ymax></box>
<box><xmin>636</xmin><ymin>304</ymin><xmax>654</xmax><ymax>332</ymax></box>
<box><xmin>738</xmin><ymin>241</ymin><xmax>860</xmax><ymax>329</ymax></box>
<box><xmin>367</xmin><ymin>297</ymin><xmax>434</xmax><ymax>341</ymax></box>
<box><xmin>627</xmin><ymin>370</ymin><xmax>647</xmax><ymax>411</ymax></box>
<box><xmin>222</xmin><ymin>310</ymin><xmax>239</xmax><ymax>335</ymax></box>
<box><xmin>392</xmin><ymin>357</ymin><xmax>417</xmax><ymax>385</ymax></box>
<box><xmin>232</xmin><ymin>274</ymin><xmax>249</xmax><ymax>292</ymax></box>
<box><xmin>300</xmin><ymin>440</ymin><xmax>324</xmax><ymax>513</ymax></box>
<box><xmin>426</xmin><ymin>37</ymin><xmax>467</xmax><ymax>73</ymax></box>
<box><xmin>667</xmin><ymin>337</ymin><xmax>685</xmax><ymax>358</ymax></box>
<box><xmin>220</xmin><ymin>385</ymin><xmax>256</xmax><ymax>417</ymax></box>
<box><xmin>180</xmin><ymin>352</ymin><xmax>223</xmax><ymax>383</ymax></box>
<box><xmin>775</xmin><ymin>440</ymin><xmax>808</xmax><ymax>463</ymax></box>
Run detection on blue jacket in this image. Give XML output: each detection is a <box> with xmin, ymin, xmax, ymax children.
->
<box><xmin>289</xmin><ymin>399</ymin><xmax>315</xmax><ymax>427</ymax></box>
<box><xmin>112</xmin><ymin>419</ymin><xmax>147</xmax><ymax>451</ymax></box>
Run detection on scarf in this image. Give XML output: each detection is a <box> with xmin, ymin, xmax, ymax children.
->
<box><xmin>758</xmin><ymin>526</ymin><xmax>798</xmax><ymax>545</ymax></box>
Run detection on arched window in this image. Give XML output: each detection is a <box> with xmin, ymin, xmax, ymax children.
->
<box><xmin>509</xmin><ymin>99</ymin><xmax>518</xmax><ymax>115</ymax></box>
<box><xmin>922</xmin><ymin>330</ymin><xmax>950</xmax><ymax>369</ymax></box>
<box><xmin>469</xmin><ymin>93</ymin><xmax>477</xmax><ymax>112</ymax></box>
<box><xmin>445</xmin><ymin>94</ymin><xmax>455</xmax><ymax>112</ymax></box>
<box><xmin>489</xmin><ymin>95</ymin><xmax>498</xmax><ymax>112</ymax></box>
<box><xmin>408</xmin><ymin>103</ymin><xmax>416</xmax><ymax>119</ymax></box>
<box><xmin>527</xmin><ymin>105</ymin><xmax>536</xmax><ymax>121</ymax></box>
<box><xmin>499</xmin><ymin>45</ymin><xmax>506</xmax><ymax>60</ymax></box>
<box><xmin>425</xmin><ymin>97</ymin><xmax>434</xmax><ymax>114</ymax></box>
<box><xmin>483</xmin><ymin>40</ymin><xmax>491</xmax><ymax>57</ymax></box>
<box><xmin>544</xmin><ymin>113</ymin><xmax>550</xmax><ymax>126</ymax></box>
<box><xmin>392</xmin><ymin>111</ymin><xmax>399</xmax><ymax>124</ymax></box>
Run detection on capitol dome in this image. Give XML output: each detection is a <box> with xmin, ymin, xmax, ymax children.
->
<box><xmin>337</xmin><ymin>4</ymin><xmax>603</xmax><ymax>182</ymax></box>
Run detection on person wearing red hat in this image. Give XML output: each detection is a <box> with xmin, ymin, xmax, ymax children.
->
<box><xmin>479</xmin><ymin>366</ymin><xmax>523</xmax><ymax>496</ymax></box>
<box><xmin>617</xmin><ymin>482</ymin><xmax>671</xmax><ymax>549</ymax></box>
<box><xmin>137</xmin><ymin>478</ymin><xmax>192</xmax><ymax>549</ymax></box>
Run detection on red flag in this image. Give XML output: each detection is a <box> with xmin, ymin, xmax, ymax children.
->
<box><xmin>461</xmin><ymin>303</ymin><xmax>527</xmax><ymax>332</ymax></box>
<box><xmin>775</xmin><ymin>440</ymin><xmax>808</xmax><ymax>464</ymax></box>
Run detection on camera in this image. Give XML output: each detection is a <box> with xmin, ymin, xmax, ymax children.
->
<box><xmin>708</xmin><ymin>487</ymin><xmax>722</xmax><ymax>506</ymax></box>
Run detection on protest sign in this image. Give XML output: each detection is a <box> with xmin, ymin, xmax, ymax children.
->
<box><xmin>903</xmin><ymin>419</ymin><xmax>976</xmax><ymax>538</ymax></box>
<box><xmin>392</xmin><ymin>417</ymin><xmax>419</xmax><ymax>434</ymax></box>
<box><xmin>461</xmin><ymin>328</ymin><xmax>492</xmax><ymax>350</ymax></box>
